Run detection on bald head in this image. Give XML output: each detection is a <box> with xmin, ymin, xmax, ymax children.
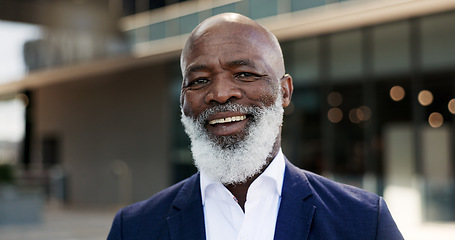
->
<box><xmin>180</xmin><ymin>13</ymin><xmax>285</xmax><ymax>79</ymax></box>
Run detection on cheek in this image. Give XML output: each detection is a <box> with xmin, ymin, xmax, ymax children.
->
<box><xmin>181</xmin><ymin>92</ymin><xmax>204</xmax><ymax>118</ymax></box>
<box><xmin>245</xmin><ymin>83</ymin><xmax>279</xmax><ymax>106</ymax></box>
<box><xmin>258</xmin><ymin>94</ymin><xmax>277</xmax><ymax>106</ymax></box>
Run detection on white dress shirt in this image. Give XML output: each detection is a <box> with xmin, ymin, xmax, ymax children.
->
<box><xmin>200</xmin><ymin>149</ymin><xmax>285</xmax><ymax>240</ymax></box>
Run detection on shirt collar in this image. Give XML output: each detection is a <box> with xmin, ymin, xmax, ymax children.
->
<box><xmin>200</xmin><ymin>148</ymin><xmax>286</xmax><ymax>205</ymax></box>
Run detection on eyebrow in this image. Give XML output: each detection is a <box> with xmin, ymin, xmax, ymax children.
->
<box><xmin>186</xmin><ymin>64</ymin><xmax>209</xmax><ymax>75</ymax></box>
<box><xmin>226</xmin><ymin>59</ymin><xmax>256</xmax><ymax>69</ymax></box>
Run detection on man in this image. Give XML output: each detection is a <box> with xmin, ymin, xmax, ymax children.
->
<box><xmin>107</xmin><ymin>13</ymin><xmax>403</xmax><ymax>240</ymax></box>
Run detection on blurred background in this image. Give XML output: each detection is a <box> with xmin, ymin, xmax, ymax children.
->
<box><xmin>0</xmin><ymin>0</ymin><xmax>454</xmax><ymax>239</ymax></box>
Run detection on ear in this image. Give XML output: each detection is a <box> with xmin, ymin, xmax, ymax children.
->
<box><xmin>280</xmin><ymin>74</ymin><xmax>294</xmax><ymax>107</ymax></box>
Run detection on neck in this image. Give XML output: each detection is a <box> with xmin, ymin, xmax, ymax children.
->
<box><xmin>225</xmin><ymin>137</ymin><xmax>281</xmax><ymax>211</ymax></box>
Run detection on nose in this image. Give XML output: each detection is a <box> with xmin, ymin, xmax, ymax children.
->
<box><xmin>205</xmin><ymin>76</ymin><xmax>242</xmax><ymax>104</ymax></box>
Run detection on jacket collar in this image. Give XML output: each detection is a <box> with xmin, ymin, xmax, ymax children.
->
<box><xmin>167</xmin><ymin>173</ymin><xmax>206</xmax><ymax>240</ymax></box>
<box><xmin>274</xmin><ymin>159</ymin><xmax>315</xmax><ymax>240</ymax></box>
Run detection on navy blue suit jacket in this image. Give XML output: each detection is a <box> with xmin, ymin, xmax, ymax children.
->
<box><xmin>107</xmin><ymin>160</ymin><xmax>403</xmax><ymax>239</ymax></box>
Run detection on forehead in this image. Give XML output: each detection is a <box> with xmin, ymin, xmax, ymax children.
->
<box><xmin>182</xmin><ymin>25</ymin><xmax>275</xmax><ymax>73</ymax></box>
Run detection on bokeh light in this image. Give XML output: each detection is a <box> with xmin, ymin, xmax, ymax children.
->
<box><xmin>357</xmin><ymin>105</ymin><xmax>372</xmax><ymax>121</ymax></box>
<box><xmin>327</xmin><ymin>92</ymin><xmax>343</xmax><ymax>107</ymax></box>
<box><xmin>390</xmin><ymin>86</ymin><xmax>405</xmax><ymax>102</ymax></box>
<box><xmin>349</xmin><ymin>108</ymin><xmax>360</xmax><ymax>124</ymax></box>
<box><xmin>418</xmin><ymin>90</ymin><xmax>433</xmax><ymax>106</ymax></box>
<box><xmin>328</xmin><ymin>108</ymin><xmax>343</xmax><ymax>123</ymax></box>
<box><xmin>348</xmin><ymin>106</ymin><xmax>372</xmax><ymax>124</ymax></box>
<box><xmin>428</xmin><ymin>112</ymin><xmax>443</xmax><ymax>128</ymax></box>
<box><xmin>448</xmin><ymin>99</ymin><xmax>455</xmax><ymax>114</ymax></box>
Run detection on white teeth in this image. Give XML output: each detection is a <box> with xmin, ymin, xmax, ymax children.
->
<box><xmin>209</xmin><ymin>115</ymin><xmax>246</xmax><ymax>125</ymax></box>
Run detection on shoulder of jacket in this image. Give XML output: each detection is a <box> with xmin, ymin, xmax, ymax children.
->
<box><xmin>302</xmin><ymin>169</ymin><xmax>380</xmax><ymax>207</ymax></box>
<box><xmin>120</xmin><ymin>173</ymin><xmax>200</xmax><ymax>218</ymax></box>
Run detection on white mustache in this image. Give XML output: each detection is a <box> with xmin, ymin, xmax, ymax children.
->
<box><xmin>196</xmin><ymin>103</ymin><xmax>260</xmax><ymax>125</ymax></box>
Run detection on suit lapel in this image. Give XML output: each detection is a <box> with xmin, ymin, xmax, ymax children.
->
<box><xmin>164</xmin><ymin>161</ymin><xmax>316</xmax><ymax>240</ymax></box>
<box><xmin>167</xmin><ymin>173</ymin><xmax>206</xmax><ymax>240</ymax></box>
<box><xmin>274</xmin><ymin>160</ymin><xmax>315</xmax><ymax>240</ymax></box>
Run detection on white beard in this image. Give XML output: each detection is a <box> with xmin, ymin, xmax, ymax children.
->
<box><xmin>181</xmin><ymin>97</ymin><xmax>284</xmax><ymax>185</ymax></box>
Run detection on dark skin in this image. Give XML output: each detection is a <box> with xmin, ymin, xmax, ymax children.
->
<box><xmin>180</xmin><ymin>13</ymin><xmax>294</xmax><ymax>211</ymax></box>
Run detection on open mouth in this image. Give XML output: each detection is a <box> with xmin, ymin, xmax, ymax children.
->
<box><xmin>208</xmin><ymin>115</ymin><xmax>247</xmax><ymax>126</ymax></box>
<box><xmin>205</xmin><ymin>112</ymin><xmax>251</xmax><ymax>137</ymax></box>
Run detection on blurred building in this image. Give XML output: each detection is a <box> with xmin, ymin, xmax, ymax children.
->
<box><xmin>0</xmin><ymin>0</ymin><xmax>454</xmax><ymax>232</ymax></box>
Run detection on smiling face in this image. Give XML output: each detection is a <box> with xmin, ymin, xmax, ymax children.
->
<box><xmin>179</xmin><ymin>13</ymin><xmax>293</xmax><ymax>184</ymax></box>
<box><xmin>180</xmin><ymin>13</ymin><xmax>290</xmax><ymax>143</ymax></box>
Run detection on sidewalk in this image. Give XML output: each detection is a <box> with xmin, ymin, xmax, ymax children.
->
<box><xmin>0</xmin><ymin>206</ymin><xmax>117</xmax><ymax>240</ymax></box>
<box><xmin>400</xmin><ymin>223</ymin><xmax>455</xmax><ymax>240</ymax></box>
<box><xmin>1</xmin><ymin>205</ymin><xmax>454</xmax><ymax>240</ymax></box>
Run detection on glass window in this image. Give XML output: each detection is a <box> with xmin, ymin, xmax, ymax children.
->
<box><xmin>291</xmin><ymin>0</ymin><xmax>325</xmax><ymax>12</ymax></box>
<box><xmin>179</xmin><ymin>13</ymin><xmax>199</xmax><ymax>35</ymax></box>
<box><xmin>169</xmin><ymin>61</ymin><xmax>196</xmax><ymax>183</ymax></box>
<box><xmin>135</xmin><ymin>26</ymin><xmax>150</xmax><ymax>43</ymax></box>
<box><xmin>213</xmin><ymin>3</ymin><xmax>236</xmax><ymax>15</ymax></box>
<box><xmin>281</xmin><ymin>41</ymin><xmax>294</xmax><ymax>78</ymax></box>
<box><xmin>150</xmin><ymin>22</ymin><xmax>165</xmax><ymax>41</ymax></box>
<box><xmin>419</xmin><ymin>74</ymin><xmax>455</xmax><ymax>221</ymax></box>
<box><xmin>373</xmin><ymin>21</ymin><xmax>410</xmax><ymax>76</ymax></box>
<box><xmin>282</xmin><ymin>87</ymin><xmax>323</xmax><ymax>175</ymax></box>
<box><xmin>235</xmin><ymin>1</ymin><xmax>250</xmax><ymax>16</ymax></box>
<box><xmin>421</xmin><ymin>11</ymin><xmax>455</xmax><ymax>71</ymax></box>
<box><xmin>166</xmin><ymin>18</ymin><xmax>180</xmax><ymax>37</ymax></box>
<box><xmin>329</xmin><ymin>30</ymin><xmax>363</xmax><ymax>82</ymax></box>
<box><xmin>148</xmin><ymin>0</ymin><xmax>166</xmax><ymax>11</ymax></box>
<box><xmin>290</xmin><ymin>38</ymin><xmax>320</xmax><ymax>85</ymax></box>
<box><xmin>122</xmin><ymin>0</ymin><xmax>135</xmax><ymax>16</ymax></box>
<box><xmin>199</xmin><ymin>9</ymin><xmax>213</xmax><ymax>23</ymax></box>
<box><xmin>125</xmin><ymin>30</ymin><xmax>136</xmax><ymax>47</ymax></box>
<box><xmin>249</xmin><ymin>0</ymin><xmax>278</xmax><ymax>19</ymax></box>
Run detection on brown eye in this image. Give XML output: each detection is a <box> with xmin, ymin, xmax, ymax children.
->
<box><xmin>193</xmin><ymin>79</ymin><xmax>209</xmax><ymax>85</ymax></box>
<box><xmin>187</xmin><ymin>78</ymin><xmax>209</xmax><ymax>88</ymax></box>
<box><xmin>235</xmin><ymin>72</ymin><xmax>259</xmax><ymax>81</ymax></box>
<box><xmin>238</xmin><ymin>72</ymin><xmax>254</xmax><ymax>78</ymax></box>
